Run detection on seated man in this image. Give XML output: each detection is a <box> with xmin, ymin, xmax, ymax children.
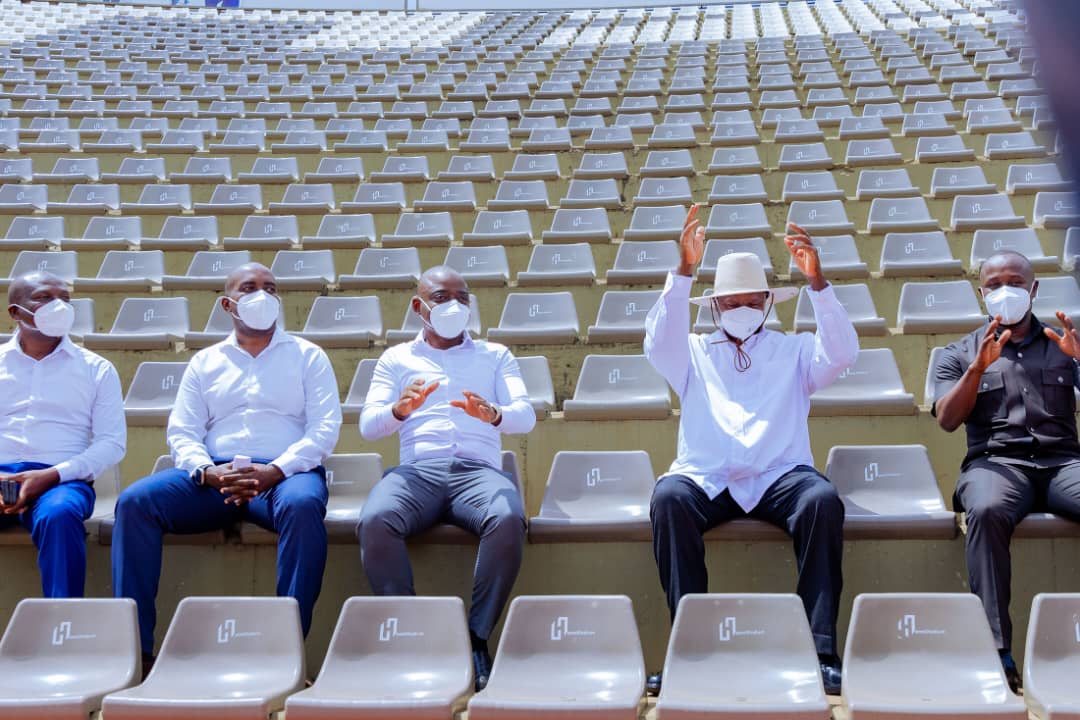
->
<box><xmin>933</xmin><ymin>250</ymin><xmax>1080</xmax><ymax>693</ymax></box>
<box><xmin>359</xmin><ymin>266</ymin><xmax>536</xmax><ymax>691</ymax></box>
<box><xmin>0</xmin><ymin>272</ymin><xmax>125</xmax><ymax>597</ymax></box>
<box><xmin>645</xmin><ymin>209</ymin><xmax>859</xmax><ymax>695</ymax></box>
<box><xmin>113</xmin><ymin>263</ymin><xmax>341</xmax><ymax>672</ymax></box>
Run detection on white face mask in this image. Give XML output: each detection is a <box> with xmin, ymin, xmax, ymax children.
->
<box><xmin>983</xmin><ymin>285</ymin><xmax>1031</xmax><ymax>326</ymax></box>
<box><xmin>420</xmin><ymin>298</ymin><xmax>470</xmax><ymax>340</ymax></box>
<box><xmin>719</xmin><ymin>305</ymin><xmax>766</xmax><ymax>341</ymax></box>
<box><xmin>230</xmin><ymin>289</ymin><xmax>279</xmax><ymax>332</ymax></box>
<box><xmin>15</xmin><ymin>298</ymin><xmax>74</xmax><ymax>338</ymax></box>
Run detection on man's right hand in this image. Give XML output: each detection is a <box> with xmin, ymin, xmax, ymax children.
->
<box><xmin>201</xmin><ymin>463</ymin><xmax>235</xmax><ymax>491</ymax></box>
<box><xmin>392</xmin><ymin>379</ymin><xmax>440</xmax><ymax>420</ymax></box>
<box><xmin>677</xmin><ymin>204</ymin><xmax>705</xmax><ymax>277</ymax></box>
<box><xmin>972</xmin><ymin>316</ymin><xmax>1011</xmax><ymax>373</ymax></box>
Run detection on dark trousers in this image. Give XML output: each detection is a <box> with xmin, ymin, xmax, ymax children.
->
<box><xmin>955</xmin><ymin>458</ymin><xmax>1080</xmax><ymax>650</ymax></box>
<box><xmin>650</xmin><ymin>466</ymin><xmax>845</xmax><ymax>656</ymax></box>
<box><xmin>0</xmin><ymin>462</ymin><xmax>95</xmax><ymax>598</ymax></box>
<box><xmin>112</xmin><ymin>458</ymin><xmax>328</xmax><ymax>656</ymax></box>
<box><xmin>358</xmin><ymin>457</ymin><xmax>526</xmax><ymax>640</ymax></box>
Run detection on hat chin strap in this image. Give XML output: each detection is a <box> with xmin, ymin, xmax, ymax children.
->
<box><xmin>709</xmin><ymin>294</ymin><xmax>774</xmax><ymax>373</ymax></box>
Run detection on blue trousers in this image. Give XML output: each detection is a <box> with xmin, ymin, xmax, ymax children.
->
<box><xmin>111</xmin><ymin>459</ymin><xmax>327</xmax><ymax>656</ymax></box>
<box><xmin>0</xmin><ymin>462</ymin><xmax>95</xmax><ymax>598</ymax></box>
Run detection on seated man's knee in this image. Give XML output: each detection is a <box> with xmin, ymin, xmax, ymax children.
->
<box><xmin>650</xmin><ymin>476</ymin><xmax>690</xmax><ymax>518</ymax></box>
<box><xmin>484</xmin><ymin>489</ymin><xmax>526</xmax><ymax>538</ymax></box>
<box><xmin>963</xmin><ymin>494</ymin><xmax>1016</xmax><ymax>532</ymax></box>
<box><xmin>800</xmin><ymin>478</ymin><xmax>843</xmax><ymax>520</ymax></box>
<box><xmin>33</xmin><ymin>495</ymin><xmax>84</xmax><ymax>533</ymax></box>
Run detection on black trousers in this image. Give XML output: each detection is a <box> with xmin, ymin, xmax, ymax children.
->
<box><xmin>650</xmin><ymin>465</ymin><xmax>844</xmax><ymax>656</ymax></box>
<box><xmin>955</xmin><ymin>458</ymin><xmax>1080</xmax><ymax>650</ymax></box>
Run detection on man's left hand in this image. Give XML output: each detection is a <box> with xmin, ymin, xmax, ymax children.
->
<box><xmin>450</xmin><ymin>391</ymin><xmax>501</xmax><ymax>425</ymax></box>
<box><xmin>1</xmin><ymin>468</ymin><xmax>61</xmax><ymax>514</ymax></box>
<box><xmin>785</xmin><ymin>222</ymin><xmax>827</xmax><ymax>292</ymax></box>
<box><xmin>1044</xmin><ymin>312</ymin><xmax>1080</xmax><ymax>361</ymax></box>
<box><xmin>218</xmin><ymin>464</ymin><xmax>285</xmax><ymax>505</ymax></box>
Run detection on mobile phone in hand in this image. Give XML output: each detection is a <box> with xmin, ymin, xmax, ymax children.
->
<box><xmin>232</xmin><ymin>455</ymin><xmax>251</xmax><ymax>470</ymax></box>
<box><xmin>0</xmin><ymin>479</ymin><xmax>19</xmax><ymax>505</ymax></box>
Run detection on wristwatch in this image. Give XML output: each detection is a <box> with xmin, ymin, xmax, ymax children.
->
<box><xmin>191</xmin><ymin>463</ymin><xmax>213</xmax><ymax>486</ymax></box>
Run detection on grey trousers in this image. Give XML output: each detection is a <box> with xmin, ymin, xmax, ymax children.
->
<box><xmin>955</xmin><ymin>458</ymin><xmax>1080</xmax><ymax>650</ymax></box>
<box><xmin>358</xmin><ymin>457</ymin><xmax>526</xmax><ymax>640</ymax></box>
<box><xmin>650</xmin><ymin>466</ymin><xmax>845</xmax><ymax>656</ymax></box>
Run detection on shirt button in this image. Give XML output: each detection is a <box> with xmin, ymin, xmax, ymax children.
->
<box><xmin>1018</xmin><ymin>352</ymin><xmax>1023</xmax><ymax>358</ymax></box>
<box><xmin>1029</xmin><ymin>427</ymin><xmax>1036</xmax><ymax>433</ymax></box>
<box><xmin>1023</xmin><ymin>388</ymin><xmax>1028</xmax><ymax>393</ymax></box>
<box><xmin>982</xmin><ymin>383</ymin><xmax>988</xmax><ymax>389</ymax></box>
<box><xmin>1059</xmin><ymin>376</ymin><xmax>1065</xmax><ymax>383</ymax></box>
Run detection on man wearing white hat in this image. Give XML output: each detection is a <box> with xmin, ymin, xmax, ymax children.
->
<box><xmin>644</xmin><ymin>208</ymin><xmax>859</xmax><ymax>696</ymax></box>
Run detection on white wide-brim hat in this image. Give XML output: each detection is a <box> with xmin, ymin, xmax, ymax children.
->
<box><xmin>689</xmin><ymin>251</ymin><xmax>798</xmax><ymax>307</ymax></box>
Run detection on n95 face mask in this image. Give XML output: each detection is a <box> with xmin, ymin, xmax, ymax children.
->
<box><xmin>16</xmin><ymin>298</ymin><xmax>74</xmax><ymax>338</ymax></box>
<box><xmin>982</xmin><ymin>285</ymin><xmax>1031</xmax><ymax>326</ymax></box>
<box><xmin>420</xmin><ymin>298</ymin><xmax>470</xmax><ymax>340</ymax></box>
<box><xmin>231</xmin><ymin>290</ymin><xmax>279</xmax><ymax>331</ymax></box>
<box><xmin>720</xmin><ymin>305</ymin><xmax>766</xmax><ymax>341</ymax></box>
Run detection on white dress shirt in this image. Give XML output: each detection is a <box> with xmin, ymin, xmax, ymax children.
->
<box><xmin>168</xmin><ymin>329</ymin><xmax>342</xmax><ymax>476</ymax></box>
<box><xmin>0</xmin><ymin>331</ymin><xmax>125</xmax><ymax>482</ymax></box>
<box><xmin>360</xmin><ymin>332</ymin><xmax>536</xmax><ymax>469</ymax></box>
<box><xmin>645</xmin><ymin>272</ymin><xmax>859</xmax><ymax>511</ymax></box>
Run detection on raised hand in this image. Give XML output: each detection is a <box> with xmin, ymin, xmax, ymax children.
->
<box><xmin>449</xmin><ymin>390</ymin><xmax>501</xmax><ymax>424</ymax></box>
<box><xmin>677</xmin><ymin>204</ymin><xmax>705</xmax><ymax>277</ymax></box>
<box><xmin>973</xmin><ymin>317</ymin><xmax>1012</xmax><ymax>372</ymax></box>
<box><xmin>392</xmin><ymin>379</ymin><xmax>440</xmax><ymax>420</ymax></box>
<box><xmin>784</xmin><ymin>223</ymin><xmax>826</xmax><ymax>291</ymax></box>
<box><xmin>1043</xmin><ymin>312</ymin><xmax>1080</xmax><ymax>360</ymax></box>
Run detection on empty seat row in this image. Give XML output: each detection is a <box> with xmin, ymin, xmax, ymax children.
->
<box><xmin>4</xmin><ymin>592</ymin><xmax>1077</xmax><ymax>719</ymax></box>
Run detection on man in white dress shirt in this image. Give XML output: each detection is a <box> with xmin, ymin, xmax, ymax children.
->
<box><xmin>645</xmin><ymin>209</ymin><xmax>859</xmax><ymax>695</ymax></box>
<box><xmin>112</xmin><ymin>263</ymin><xmax>342</xmax><ymax>667</ymax></box>
<box><xmin>359</xmin><ymin>265</ymin><xmax>536</xmax><ymax>691</ymax></box>
<box><xmin>0</xmin><ymin>272</ymin><xmax>125</xmax><ymax>597</ymax></box>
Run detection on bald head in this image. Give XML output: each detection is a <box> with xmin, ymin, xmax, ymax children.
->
<box><xmin>980</xmin><ymin>251</ymin><xmax>1035</xmax><ymax>288</ymax></box>
<box><xmin>419</xmin><ymin>265</ymin><xmax>467</xmax><ymax>295</ymax></box>
<box><xmin>224</xmin><ymin>263</ymin><xmax>276</xmax><ymax>296</ymax></box>
<box><xmin>8</xmin><ymin>271</ymin><xmax>68</xmax><ymax>308</ymax></box>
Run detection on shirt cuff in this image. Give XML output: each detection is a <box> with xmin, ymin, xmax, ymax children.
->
<box><xmin>176</xmin><ymin>452</ymin><xmax>213</xmax><ymax>475</ymax></box>
<box><xmin>377</xmin><ymin>402</ymin><xmax>405</xmax><ymax>434</ymax></box>
<box><xmin>52</xmin><ymin>461</ymin><xmax>79</xmax><ymax>483</ymax></box>
<box><xmin>270</xmin><ymin>454</ymin><xmax>303</xmax><ymax>478</ymax></box>
<box><xmin>805</xmin><ymin>282</ymin><xmax>836</xmax><ymax>303</ymax></box>
<box><xmin>667</xmin><ymin>271</ymin><xmax>694</xmax><ymax>293</ymax></box>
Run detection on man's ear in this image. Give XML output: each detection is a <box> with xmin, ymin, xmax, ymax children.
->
<box><xmin>221</xmin><ymin>296</ymin><xmax>234</xmax><ymax>314</ymax></box>
<box><xmin>1031</xmin><ymin>279</ymin><xmax>1039</xmax><ymax>299</ymax></box>
<box><xmin>7</xmin><ymin>304</ymin><xmax>22</xmax><ymax>323</ymax></box>
<box><xmin>411</xmin><ymin>295</ymin><xmax>423</xmax><ymax>315</ymax></box>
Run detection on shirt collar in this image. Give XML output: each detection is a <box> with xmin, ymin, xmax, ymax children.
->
<box><xmin>989</xmin><ymin>314</ymin><xmax>1047</xmax><ymax>350</ymax></box>
<box><xmin>413</xmin><ymin>330</ymin><xmax>475</xmax><ymax>353</ymax></box>
<box><xmin>5</xmin><ymin>329</ymin><xmax>78</xmax><ymax>360</ymax></box>
<box><xmin>224</xmin><ymin>327</ymin><xmax>291</xmax><ymax>356</ymax></box>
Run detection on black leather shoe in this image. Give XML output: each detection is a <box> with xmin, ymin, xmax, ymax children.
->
<box><xmin>473</xmin><ymin>647</ymin><xmax>492</xmax><ymax>692</ymax></box>
<box><xmin>646</xmin><ymin>671</ymin><xmax>662</xmax><ymax>696</ymax></box>
<box><xmin>820</xmin><ymin>659</ymin><xmax>842</xmax><ymax>696</ymax></box>
<box><xmin>1000</xmin><ymin>652</ymin><xmax>1021</xmax><ymax>694</ymax></box>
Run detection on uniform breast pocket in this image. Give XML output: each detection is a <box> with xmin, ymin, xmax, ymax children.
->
<box><xmin>1041</xmin><ymin>367</ymin><xmax>1076</xmax><ymax>417</ymax></box>
<box><xmin>973</xmin><ymin>371</ymin><xmax>1005</xmax><ymax>422</ymax></box>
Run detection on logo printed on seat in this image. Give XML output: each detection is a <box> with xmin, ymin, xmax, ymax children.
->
<box><xmin>863</xmin><ymin>462</ymin><xmax>902</xmax><ymax>483</ymax></box>
<box><xmin>217</xmin><ymin>618</ymin><xmax>262</xmax><ymax>644</ymax></box>
<box><xmin>718</xmin><ymin>616</ymin><xmax>765</xmax><ymax>642</ymax></box>
<box><xmin>378</xmin><ymin>617</ymin><xmax>424</xmax><ymax>641</ymax></box>
<box><xmin>550</xmin><ymin>616</ymin><xmax>596</xmax><ymax>641</ymax></box>
<box><xmin>897</xmin><ymin>614</ymin><xmax>946</xmax><ymax>639</ymax></box>
<box><xmin>52</xmin><ymin>621</ymin><xmax>96</xmax><ymax>646</ymax></box>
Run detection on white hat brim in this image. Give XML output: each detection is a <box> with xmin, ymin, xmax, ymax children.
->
<box><xmin>689</xmin><ymin>286</ymin><xmax>799</xmax><ymax>306</ymax></box>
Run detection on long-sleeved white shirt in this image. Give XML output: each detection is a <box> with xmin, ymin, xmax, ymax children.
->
<box><xmin>168</xmin><ymin>329</ymin><xmax>342</xmax><ymax>476</ymax></box>
<box><xmin>645</xmin><ymin>272</ymin><xmax>859</xmax><ymax>511</ymax></box>
<box><xmin>360</xmin><ymin>332</ymin><xmax>536</xmax><ymax>468</ymax></box>
<box><xmin>0</xmin><ymin>332</ymin><xmax>125</xmax><ymax>482</ymax></box>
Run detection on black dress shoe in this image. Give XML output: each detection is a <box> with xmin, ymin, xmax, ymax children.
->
<box><xmin>819</xmin><ymin>659</ymin><xmax>842</xmax><ymax>696</ymax></box>
<box><xmin>473</xmin><ymin>647</ymin><xmax>492</xmax><ymax>692</ymax></box>
<box><xmin>646</xmin><ymin>671</ymin><xmax>662</xmax><ymax>696</ymax></box>
<box><xmin>1000</xmin><ymin>651</ymin><xmax>1021</xmax><ymax>694</ymax></box>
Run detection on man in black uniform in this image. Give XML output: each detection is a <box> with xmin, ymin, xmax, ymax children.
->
<box><xmin>934</xmin><ymin>250</ymin><xmax>1080</xmax><ymax>692</ymax></box>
